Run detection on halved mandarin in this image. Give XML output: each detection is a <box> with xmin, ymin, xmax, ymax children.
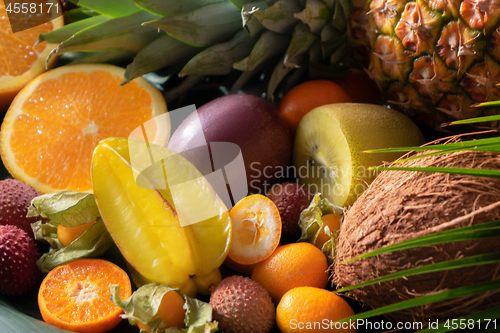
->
<box><xmin>0</xmin><ymin>64</ymin><xmax>169</xmax><ymax>193</ymax></box>
<box><xmin>228</xmin><ymin>194</ymin><xmax>282</xmax><ymax>265</ymax></box>
<box><xmin>38</xmin><ymin>258</ymin><xmax>132</xmax><ymax>333</ymax></box>
<box><xmin>0</xmin><ymin>0</ymin><xmax>63</xmax><ymax>111</ymax></box>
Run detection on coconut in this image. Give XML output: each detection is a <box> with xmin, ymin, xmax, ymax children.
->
<box><xmin>334</xmin><ymin>150</ymin><xmax>500</xmax><ymax>324</ymax></box>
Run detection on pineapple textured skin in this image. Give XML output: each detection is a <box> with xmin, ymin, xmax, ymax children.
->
<box><xmin>363</xmin><ymin>0</ymin><xmax>500</xmax><ymax>127</ymax></box>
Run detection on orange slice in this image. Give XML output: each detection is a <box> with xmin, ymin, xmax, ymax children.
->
<box><xmin>0</xmin><ymin>63</ymin><xmax>169</xmax><ymax>193</ymax></box>
<box><xmin>0</xmin><ymin>0</ymin><xmax>63</xmax><ymax>111</ymax></box>
<box><xmin>228</xmin><ymin>194</ymin><xmax>282</xmax><ymax>265</ymax></box>
<box><xmin>38</xmin><ymin>258</ymin><xmax>132</xmax><ymax>333</ymax></box>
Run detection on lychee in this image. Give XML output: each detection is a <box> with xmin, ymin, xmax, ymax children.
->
<box><xmin>209</xmin><ymin>275</ymin><xmax>275</xmax><ymax>333</ymax></box>
<box><xmin>0</xmin><ymin>224</ymin><xmax>41</xmax><ymax>295</ymax></box>
<box><xmin>0</xmin><ymin>178</ymin><xmax>41</xmax><ymax>238</ymax></box>
<box><xmin>266</xmin><ymin>182</ymin><xmax>312</xmax><ymax>236</ymax></box>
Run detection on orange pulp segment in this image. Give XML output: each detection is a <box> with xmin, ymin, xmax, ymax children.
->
<box><xmin>0</xmin><ymin>0</ymin><xmax>63</xmax><ymax>110</ymax></box>
<box><xmin>228</xmin><ymin>194</ymin><xmax>282</xmax><ymax>265</ymax></box>
<box><xmin>38</xmin><ymin>258</ymin><xmax>132</xmax><ymax>333</ymax></box>
<box><xmin>0</xmin><ymin>64</ymin><xmax>169</xmax><ymax>193</ymax></box>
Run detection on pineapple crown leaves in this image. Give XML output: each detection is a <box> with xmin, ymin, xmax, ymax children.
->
<box><xmin>46</xmin><ymin>0</ymin><xmax>356</xmax><ymax>100</ymax></box>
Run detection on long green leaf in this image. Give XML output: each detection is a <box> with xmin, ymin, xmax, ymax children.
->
<box><xmin>65</xmin><ymin>50</ymin><xmax>137</xmax><ymax>65</ymax></box>
<box><xmin>336</xmin><ymin>252</ymin><xmax>500</xmax><ymax>293</ymax></box>
<box><xmin>418</xmin><ymin>305</ymin><xmax>500</xmax><ymax>333</ymax></box>
<box><xmin>180</xmin><ymin>29</ymin><xmax>257</xmax><ymax>76</ymax></box>
<box><xmin>0</xmin><ymin>298</ymin><xmax>71</xmax><ymax>333</ymax></box>
<box><xmin>37</xmin><ymin>15</ymin><xmax>111</xmax><ymax>45</ymax></box>
<box><xmin>67</xmin><ymin>0</ymin><xmax>140</xmax><ymax>17</ymax></box>
<box><xmin>55</xmin><ymin>10</ymin><xmax>161</xmax><ymax>54</ymax></box>
<box><xmin>365</xmin><ymin>136</ymin><xmax>500</xmax><ymax>154</ymax></box>
<box><xmin>124</xmin><ymin>34</ymin><xmax>203</xmax><ymax>82</ymax></box>
<box><xmin>253</xmin><ymin>0</ymin><xmax>302</xmax><ymax>34</ymax></box>
<box><xmin>442</xmin><ymin>114</ymin><xmax>500</xmax><ymax>126</ymax></box>
<box><xmin>373</xmin><ymin>166</ymin><xmax>500</xmax><ymax>179</ymax></box>
<box><xmin>337</xmin><ymin>279</ymin><xmax>500</xmax><ymax>323</ymax></box>
<box><xmin>133</xmin><ymin>0</ymin><xmax>222</xmax><ymax>16</ymax></box>
<box><xmin>233</xmin><ymin>30</ymin><xmax>291</xmax><ymax>71</ymax></box>
<box><xmin>342</xmin><ymin>220</ymin><xmax>500</xmax><ymax>263</ymax></box>
<box><xmin>144</xmin><ymin>1</ymin><xmax>242</xmax><ymax>48</ymax></box>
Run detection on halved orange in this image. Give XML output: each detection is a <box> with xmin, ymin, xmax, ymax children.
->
<box><xmin>0</xmin><ymin>0</ymin><xmax>63</xmax><ymax>111</ymax></box>
<box><xmin>0</xmin><ymin>63</ymin><xmax>169</xmax><ymax>193</ymax></box>
<box><xmin>38</xmin><ymin>258</ymin><xmax>132</xmax><ymax>333</ymax></box>
<box><xmin>228</xmin><ymin>194</ymin><xmax>282</xmax><ymax>265</ymax></box>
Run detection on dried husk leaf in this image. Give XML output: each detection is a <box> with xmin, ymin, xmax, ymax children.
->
<box><xmin>298</xmin><ymin>193</ymin><xmax>344</xmax><ymax>264</ymax></box>
<box><xmin>334</xmin><ymin>150</ymin><xmax>500</xmax><ymax>324</ymax></box>
<box><xmin>111</xmin><ymin>283</ymin><xmax>218</xmax><ymax>332</ymax></box>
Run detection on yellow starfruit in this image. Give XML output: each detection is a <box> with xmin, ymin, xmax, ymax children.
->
<box><xmin>91</xmin><ymin>137</ymin><xmax>231</xmax><ymax>296</ymax></box>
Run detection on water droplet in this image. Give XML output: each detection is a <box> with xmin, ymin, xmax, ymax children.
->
<box><xmin>37</xmin><ymin>130</ymin><xmax>42</xmax><ymax>134</ymax></box>
<box><xmin>39</xmin><ymin>97</ymin><xmax>43</xmax><ymax>102</ymax></box>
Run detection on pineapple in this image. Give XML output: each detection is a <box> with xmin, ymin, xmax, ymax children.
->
<box><xmin>43</xmin><ymin>0</ymin><xmax>500</xmax><ymax>128</ymax></box>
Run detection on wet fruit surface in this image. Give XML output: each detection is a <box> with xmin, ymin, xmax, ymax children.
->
<box><xmin>37</xmin><ymin>258</ymin><xmax>132</xmax><ymax>333</ymax></box>
<box><xmin>228</xmin><ymin>194</ymin><xmax>282</xmax><ymax>265</ymax></box>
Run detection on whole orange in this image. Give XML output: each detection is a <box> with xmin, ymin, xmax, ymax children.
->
<box><xmin>276</xmin><ymin>286</ymin><xmax>356</xmax><ymax>333</ymax></box>
<box><xmin>277</xmin><ymin>80</ymin><xmax>352</xmax><ymax>136</ymax></box>
<box><xmin>251</xmin><ymin>242</ymin><xmax>329</xmax><ymax>303</ymax></box>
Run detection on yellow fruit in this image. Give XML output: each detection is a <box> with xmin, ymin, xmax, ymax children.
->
<box><xmin>57</xmin><ymin>221</ymin><xmax>96</xmax><ymax>247</ymax></box>
<box><xmin>277</xmin><ymin>286</ymin><xmax>356</xmax><ymax>333</ymax></box>
<box><xmin>251</xmin><ymin>242</ymin><xmax>329</xmax><ymax>303</ymax></box>
<box><xmin>293</xmin><ymin>103</ymin><xmax>425</xmax><ymax>207</ymax></box>
<box><xmin>91</xmin><ymin>137</ymin><xmax>231</xmax><ymax>295</ymax></box>
<box><xmin>228</xmin><ymin>194</ymin><xmax>281</xmax><ymax>265</ymax></box>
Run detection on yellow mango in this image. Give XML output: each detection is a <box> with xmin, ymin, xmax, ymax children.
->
<box><xmin>91</xmin><ymin>138</ymin><xmax>232</xmax><ymax>294</ymax></box>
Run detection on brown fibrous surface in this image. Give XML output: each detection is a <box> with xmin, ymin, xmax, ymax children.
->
<box><xmin>334</xmin><ymin>149</ymin><xmax>500</xmax><ymax>324</ymax></box>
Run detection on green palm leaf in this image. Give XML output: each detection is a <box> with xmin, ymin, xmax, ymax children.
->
<box><xmin>336</xmin><ymin>279</ymin><xmax>500</xmax><ymax>324</ymax></box>
<box><xmin>341</xmin><ymin>220</ymin><xmax>500</xmax><ymax>263</ymax></box>
<box><xmin>336</xmin><ymin>251</ymin><xmax>500</xmax><ymax>293</ymax></box>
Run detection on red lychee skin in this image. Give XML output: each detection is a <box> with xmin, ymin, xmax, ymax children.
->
<box><xmin>209</xmin><ymin>275</ymin><xmax>275</xmax><ymax>333</ymax></box>
<box><xmin>0</xmin><ymin>224</ymin><xmax>41</xmax><ymax>295</ymax></box>
<box><xmin>0</xmin><ymin>179</ymin><xmax>41</xmax><ymax>238</ymax></box>
<box><xmin>266</xmin><ymin>182</ymin><xmax>312</xmax><ymax>236</ymax></box>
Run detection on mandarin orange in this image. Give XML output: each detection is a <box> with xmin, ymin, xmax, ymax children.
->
<box><xmin>251</xmin><ymin>242</ymin><xmax>329</xmax><ymax>303</ymax></box>
<box><xmin>277</xmin><ymin>286</ymin><xmax>356</xmax><ymax>333</ymax></box>
<box><xmin>277</xmin><ymin>80</ymin><xmax>352</xmax><ymax>136</ymax></box>
<box><xmin>38</xmin><ymin>258</ymin><xmax>132</xmax><ymax>333</ymax></box>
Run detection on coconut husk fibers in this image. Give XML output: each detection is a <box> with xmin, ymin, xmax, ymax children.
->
<box><xmin>333</xmin><ymin>150</ymin><xmax>500</xmax><ymax>324</ymax></box>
